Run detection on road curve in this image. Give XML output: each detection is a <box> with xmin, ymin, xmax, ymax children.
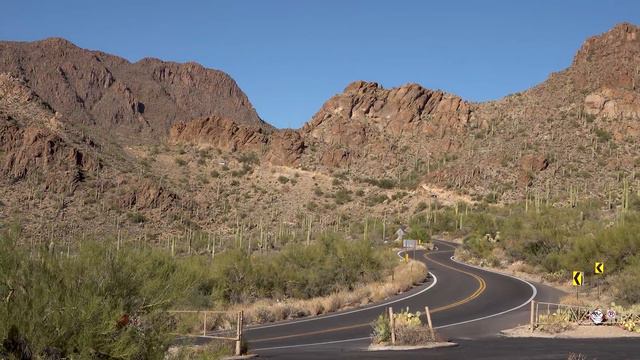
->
<box><xmin>245</xmin><ymin>240</ymin><xmax>537</xmax><ymax>352</ymax></box>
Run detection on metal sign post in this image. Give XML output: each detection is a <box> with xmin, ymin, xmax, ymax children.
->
<box><xmin>594</xmin><ymin>262</ymin><xmax>604</xmax><ymax>299</ymax></box>
<box><xmin>572</xmin><ymin>271</ymin><xmax>583</xmax><ymax>301</ymax></box>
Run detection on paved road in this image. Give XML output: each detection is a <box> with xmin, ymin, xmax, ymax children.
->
<box><xmin>255</xmin><ymin>337</ymin><xmax>639</xmax><ymax>359</ymax></box>
<box><xmin>244</xmin><ymin>240</ymin><xmax>559</xmax><ymax>353</ymax></box>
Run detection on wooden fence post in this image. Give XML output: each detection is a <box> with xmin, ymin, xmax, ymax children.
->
<box><xmin>235</xmin><ymin>311</ymin><xmax>244</xmax><ymax>356</ymax></box>
<box><xmin>530</xmin><ymin>300</ymin><xmax>536</xmax><ymax>332</ymax></box>
<box><xmin>425</xmin><ymin>306</ymin><xmax>435</xmax><ymax>339</ymax></box>
<box><xmin>203</xmin><ymin>312</ymin><xmax>207</xmax><ymax>336</ymax></box>
<box><xmin>388</xmin><ymin>306</ymin><xmax>396</xmax><ymax>345</ymax></box>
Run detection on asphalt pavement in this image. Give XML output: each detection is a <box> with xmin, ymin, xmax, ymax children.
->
<box><xmin>243</xmin><ymin>240</ymin><xmax>566</xmax><ymax>354</ymax></box>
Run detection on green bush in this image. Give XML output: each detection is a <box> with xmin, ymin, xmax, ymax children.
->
<box><xmin>594</xmin><ymin>127</ymin><xmax>612</xmax><ymax>143</ymax></box>
<box><xmin>334</xmin><ymin>189</ymin><xmax>352</xmax><ymax>205</ymax></box>
<box><xmin>0</xmin><ymin>229</ymin><xmax>397</xmax><ymax>357</ymax></box>
<box><xmin>614</xmin><ymin>259</ymin><xmax>640</xmax><ymax>305</ymax></box>
<box><xmin>371</xmin><ymin>313</ymin><xmax>391</xmax><ymax>343</ymax></box>
<box><xmin>237</xmin><ymin>152</ymin><xmax>260</xmax><ymax>165</ymax></box>
<box><xmin>231</xmin><ymin>164</ymin><xmax>252</xmax><ymax>177</ymax></box>
<box><xmin>0</xmin><ymin>238</ymin><xmax>192</xmax><ymax>359</ymax></box>
<box><xmin>365</xmin><ymin>194</ymin><xmax>387</xmax><ymax>207</ymax></box>
<box><xmin>127</xmin><ymin>211</ymin><xmax>147</xmax><ymax>224</ymax></box>
<box><xmin>362</xmin><ymin>178</ymin><xmax>396</xmax><ymax>189</ymax></box>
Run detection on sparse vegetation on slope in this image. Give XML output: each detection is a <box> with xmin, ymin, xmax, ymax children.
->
<box><xmin>451</xmin><ymin>195</ymin><xmax>640</xmax><ymax>305</ymax></box>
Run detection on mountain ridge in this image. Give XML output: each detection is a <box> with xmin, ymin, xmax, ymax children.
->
<box><xmin>1</xmin><ymin>23</ymin><xmax>639</xmax><ymax>241</ymax></box>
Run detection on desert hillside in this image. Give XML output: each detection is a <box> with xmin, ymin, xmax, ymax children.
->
<box><xmin>1</xmin><ymin>23</ymin><xmax>639</xmax><ymax>243</ymax></box>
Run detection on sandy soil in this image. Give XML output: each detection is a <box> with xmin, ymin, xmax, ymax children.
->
<box><xmin>502</xmin><ymin>324</ymin><xmax>640</xmax><ymax>338</ymax></box>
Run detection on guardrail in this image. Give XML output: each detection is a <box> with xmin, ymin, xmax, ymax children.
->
<box><xmin>168</xmin><ymin>310</ymin><xmax>244</xmax><ymax>356</ymax></box>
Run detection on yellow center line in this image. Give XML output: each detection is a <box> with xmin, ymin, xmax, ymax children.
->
<box><xmin>424</xmin><ymin>252</ymin><xmax>486</xmax><ymax>313</ymax></box>
<box><xmin>251</xmin><ymin>248</ymin><xmax>488</xmax><ymax>344</ymax></box>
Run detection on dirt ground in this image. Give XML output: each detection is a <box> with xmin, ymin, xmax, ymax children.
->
<box><xmin>502</xmin><ymin>324</ymin><xmax>640</xmax><ymax>339</ymax></box>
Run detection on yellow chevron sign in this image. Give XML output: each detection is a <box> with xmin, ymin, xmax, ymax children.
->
<box><xmin>595</xmin><ymin>262</ymin><xmax>604</xmax><ymax>275</ymax></box>
<box><xmin>572</xmin><ymin>271</ymin><xmax>583</xmax><ymax>286</ymax></box>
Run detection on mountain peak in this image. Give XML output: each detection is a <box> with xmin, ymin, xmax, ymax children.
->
<box><xmin>573</xmin><ymin>22</ymin><xmax>639</xmax><ymax>65</ymax></box>
<box><xmin>36</xmin><ymin>37</ymin><xmax>77</xmax><ymax>48</ymax></box>
<box><xmin>565</xmin><ymin>22</ymin><xmax>640</xmax><ymax>93</ymax></box>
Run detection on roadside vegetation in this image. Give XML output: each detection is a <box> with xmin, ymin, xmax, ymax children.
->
<box><xmin>414</xmin><ymin>193</ymin><xmax>640</xmax><ymax>306</ymax></box>
<box><xmin>0</xmin><ymin>224</ymin><xmax>409</xmax><ymax>359</ymax></box>
<box><xmin>371</xmin><ymin>308</ymin><xmax>435</xmax><ymax>346</ymax></box>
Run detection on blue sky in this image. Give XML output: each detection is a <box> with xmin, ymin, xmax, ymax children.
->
<box><xmin>1</xmin><ymin>1</ymin><xmax>639</xmax><ymax>128</ymax></box>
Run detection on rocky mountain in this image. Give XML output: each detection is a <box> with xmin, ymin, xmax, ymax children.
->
<box><xmin>0</xmin><ymin>73</ymin><xmax>99</xmax><ymax>191</ymax></box>
<box><xmin>0</xmin><ymin>38</ymin><xmax>268</xmax><ymax>142</ymax></box>
<box><xmin>1</xmin><ymin>23</ymin><xmax>639</xmax><ymax>243</ymax></box>
<box><xmin>294</xmin><ymin>22</ymin><xmax>640</xmax><ymax>201</ymax></box>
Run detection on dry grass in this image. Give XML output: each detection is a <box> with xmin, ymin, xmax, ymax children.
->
<box><xmin>536</xmin><ymin>310</ymin><xmax>577</xmax><ymax>334</ymax></box>
<box><xmin>233</xmin><ymin>259</ymin><xmax>428</xmax><ymax>326</ymax></box>
<box><xmin>394</xmin><ymin>323</ymin><xmax>435</xmax><ymax>345</ymax></box>
<box><xmin>166</xmin><ymin>341</ymin><xmax>235</xmax><ymax>360</ymax></box>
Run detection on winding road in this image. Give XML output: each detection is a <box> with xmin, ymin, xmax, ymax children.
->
<box><xmin>244</xmin><ymin>240</ymin><xmax>544</xmax><ymax>352</ymax></box>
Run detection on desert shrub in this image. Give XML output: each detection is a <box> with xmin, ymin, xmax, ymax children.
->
<box><xmin>365</xmin><ymin>194</ymin><xmax>387</xmax><ymax>207</ymax></box>
<box><xmin>306</xmin><ymin>201</ymin><xmax>318</xmax><ymax>211</ymax></box>
<box><xmin>536</xmin><ymin>310</ymin><xmax>576</xmax><ymax>334</ymax></box>
<box><xmin>415</xmin><ymin>201</ymin><xmax>427</xmax><ymax>213</ymax></box>
<box><xmin>397</xmin><ymin>170</ymin><xmax>424</xmax><ymax>189</ymax></box>
<box><xmin>168</xmin><ymin>340</ymin><xmax>238</xmax><ymax>359</ymax></box>
<box><xmin>175</xmin><ymin>158</ymin><xmax>187</xmax><ymax>166</ymax></box>
<box><xmin>391</xmin><ymin>191</ymin><xmax>408</xmax><ymax>200</ymax></box>
<box><xmin>372</xmin><ymin>309</ymin><xmax>434</xmax><ymax>345</ymax></box>
<box><xmin>462</xmin><ymin>236</ymin><xmax>494</xmax><ymax>259</ymax></box>
<box><xmin>0</xmin><ymin>238</ymin><xmax>193</xmax><ymax>359</ymax></box>
<box><xmin>231</xmin><ymin>164</ymin><xmax>252</xmax><ymax>177</ymax></box>
<box><xmin>407</xmin><ymin>214</ymin><xmax>430</xmax><ymax>242</ymax></box>
<box><xmin>277</xmin><ymin>175</ymin><xmax>289</xmax><ymax>184</ymax></box>
<box><xmin>0</xmin><ymin>227</ymin><xmax>396</xmax><ymax>357</ymax></box>
<box><xmin>594</xmin><ymin>127</ymin><xmax>612</xmax><ymax>143</ymax></box>
<box><xmin>371</xmin><ymin>313</ymin><xmax>391</xmax><ymax>343</ymax></box>
<box><xmin>127</xmin><ymin>211</ymin><xmax>147</xmax><ymax>224</ymax></box>
<box><xmin>237</xmin><ymin>152</ymin><xmax>260</xmax><ymax>165</ymax></box>
<box><xmin>614</xmin><ymin>259</ymin><xmax>640</xmax><ymax>305</ymax></box>
<box><xmin>395</xmin><ymin>324</ymin><xmax>433</xmax><ymax>345</ymax></box>
<box><xmin>362</xmin><ymin>178</ymin><xmax>396</xmax><ymax>189</ymax></box>
<box><xmin>334</xmin><ymin>189</ymin><xmax>352</xmax><ymax>205</ymax></box>
<box><xmin>254</xmin><ymin>307</ymin><xmax>276</xmax><ymax>324</ymax></box>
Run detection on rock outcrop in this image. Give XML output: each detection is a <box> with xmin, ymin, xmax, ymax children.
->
<box><xmin>169</xmin><ymin>116</ymin><xmax>306</xmax><ymax>166</ymax></box>
<box><xmin>0</xmin><ymin>38</ymin><xmax>268</xmax><ymax>141</ymax></box>
<box><xmin>0</xmin><ymin>73</ymin><xmax>99</xmax><ymax>191</ymax></box>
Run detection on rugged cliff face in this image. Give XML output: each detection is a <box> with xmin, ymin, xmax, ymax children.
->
<box><xmin>0</xmin><ymin>38</ymin><xmax>268</xmax><ymax>141</ymax></box>
<box><xmin>299</xmin><ymin>81</ymin><xmax>474</xmax><ymax>168</ymax></box>
<box><xmin>0</xmin><ymin>74</ymin><xmax>99</xmax><ymax>192</ymax></box>
<box><xmin>169</xmin><ymin>116</ymin><xmax>306</xmax><ymax>166</ymax></box>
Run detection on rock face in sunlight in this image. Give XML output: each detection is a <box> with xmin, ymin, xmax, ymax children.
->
<box><xmin>0</xmin><ymin>74</ymin><xmax>99</xmax><ymax>192</ymax></box>
<box><xmin>0</xmin><ymin>23</ymin><xmax>639</xmax><ymax>240</ymax></box>
<box><xmin>0</xmin><ymin>38</ymin><xmax>268</xmax><ymax>141</ymax></box>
